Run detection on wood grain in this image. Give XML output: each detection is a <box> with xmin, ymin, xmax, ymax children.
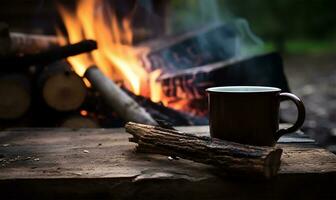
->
<box><xmin>0</xmin><ymin>127</ymin><xmax>335</xmax><ymax>199</ymax></box>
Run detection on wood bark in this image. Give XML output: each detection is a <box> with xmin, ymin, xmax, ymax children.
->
<box><xmin>38</xmin><ymin>61</ymin><xmax>87</xmax><ymax>112</ymax></box>
<box><xmin>0</xmin><ymin>40</ymin><xmax>97</xmax><ymax>68</ymax></box>
<box><xmin>9</xmin><ymin>32</ymin><xmax>59</xmax><ymax>54</ymax></box>
<box><xmin>84</xmin><ymin>66</ymin><xmax>158</xmax><ymax>125</ymax></box>
<box><xmin>0</xmin><ymin>74</ymin><xmax>31</xmax><ymax>119</ymax></box>
<box><xmin>0</xmin><ymin>23</ymin><xmax>59</xmax><ymax>55</ymax></box>
<box><xmin>126</xmin><ymin>122</ymin><xmax>283</xmax><ymax>178</ymax></box>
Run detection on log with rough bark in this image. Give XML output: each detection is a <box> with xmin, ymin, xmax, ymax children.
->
<box><xmin>38</xmin><ymin>61</ymin><xmax>87</xmax><ymax>112</ymax></box>
<box><xmin>0</xmin><ymin>40</ymin><xmax>97</xmax><ymax>68</ymax></box>
<box><xmin>126</xmin><ymin>122</ymin><xmax>283</xmax><ymax>178</ymax></box>
<box><xmin>84</xmin><ymin>66</ymin><xmax>158</xmax><ymax>125</ymax></box>
<box><xmin>9</xmin><ymin>32</ymin><xmax>59</xmax><ymax>55</ymax></box>
<box><xmin>0</xmin><ymin>22</ymin><xmax>60</xmax><ymax>55</ymax></box>
<box><xmin>0</xmin><ymin>73</ymin><xmax>31</xmax><ymax>119</ymax></box>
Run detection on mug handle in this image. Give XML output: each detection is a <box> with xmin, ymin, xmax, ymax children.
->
<box><xmin>275</xmin><ymin>93</ymin><xmax>305</xmax><ymax>140</ymax></box>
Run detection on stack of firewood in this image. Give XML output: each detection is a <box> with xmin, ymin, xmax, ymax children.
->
<box><xmin>0</xmin><ymin>23</ymin><xmax>101</xmax><ymax>128</ymax></box>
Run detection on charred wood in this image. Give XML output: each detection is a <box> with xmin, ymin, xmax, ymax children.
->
<box><xmin>139</xmin><ymin>23</ymin><xmax>238</xmax><ymax>72</ymax></box>
<box><xmin>124</xmin><ymin>88</ymin><xmax>207</xmax><ymax>126</ymax></box>
<box><xmin>79</xmin><ymin>89</ymin><xmax>125</xmax><ymax>128</ymax></box>
<box><xmin>157</xmin><ymin>53</ymin><xmax>290</xmax><ymax>115</ymax></box>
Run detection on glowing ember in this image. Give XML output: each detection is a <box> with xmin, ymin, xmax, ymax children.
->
<box><xmin>80</xmin><ymin>110</ymin><xmax>88</xmax><ymax>117</ymax></box>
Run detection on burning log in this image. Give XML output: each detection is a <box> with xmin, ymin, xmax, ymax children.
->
<box><xmin>84</xmin><ymin>66</ymin><xmax>158</xmax><ymax>125</ymax></box>
<box><xmin>139</xmin><ymin>23</ymin><xmax>239</xmax><ymax>72</ymax></box>
<box><xmin>156</xmin><ymin>53</ymin><xmax>290</xmax><ymax>115</ymax></box>
<box><xmin>0</xmin><ymin>40</ymin><xmax>97</xmax><ymax>68</ymax></box>
<box><xmin>159</xmin><ymin>53</ymin><xmax>289</xmax><ymax>90</ymax></box>
<box><xmin>124</xmin><ymin>89</ymin><xmax>208</xmax><ymax>125</ymax></box>
<box><xmin>0</xmin><ymin>74</ymin><xmax>31</xmax><ymax>119</ymax></box>
<box><xmin>126</xmin><ymin>122</ymin><xmax>283</xmax><ymax>178</ymax></box>
<box><xmin>38</xmin><ymin>61</ymin><xmax>87</xmax><ymax>112</ymax></box>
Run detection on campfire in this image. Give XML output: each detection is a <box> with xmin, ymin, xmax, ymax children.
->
<box><xmin>56</xmin><ymin>0</ymin><xmax>212</xmax><ymax>116</ymax></box>
<box><xmin>2</xmin><ymin>2</ymin><xmax>336</xmax><ymax>199</ymax></box>
<box><xmin>57</xmin><ymin>0</ymin><xmax>149</xmax><ymax>95</ymax></box>
<box><xmin>0</xmin><ymin>0</ymin><xmax>290</xmax><ymax>128</ymax></box>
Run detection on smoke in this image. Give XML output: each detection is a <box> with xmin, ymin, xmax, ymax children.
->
<box><xmin>198</xmin><ymin>0</ymin><xmax>221</xmax><ymax>25</ymax></box>
<box><xmin>231</xmin><ymin>18</ymin><xmax>265</xmax><ymax>56</ymax></box>
<box><xmin>134</xmin><ymin>0</ymin><xmax>265</xmax><ymax>57</ymax></box>
<box><xmin>170</xmin><ymin>0</ymin><xmax>265</xmax><ymax>57</ymax></box>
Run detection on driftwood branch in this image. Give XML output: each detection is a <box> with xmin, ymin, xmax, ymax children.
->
<box><xmin>84</xmin><ymin>66</ymin><xmax>158</xmax><ymax>125</ymax></box>
<box><xmin>126</xmin><ymin>122</ymin><xmax>283</xmax><ymax>178</ymax></box>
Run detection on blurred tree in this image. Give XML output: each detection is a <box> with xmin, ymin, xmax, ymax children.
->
<box><xmin>220</xmin><ymin>0</ymin><xmax>336</xmax><ymax>52</ymax></box>
<box><xmin>170</xmin><ymin>0</ymin><xmax>336</xmax><ymax>53</ymax></box>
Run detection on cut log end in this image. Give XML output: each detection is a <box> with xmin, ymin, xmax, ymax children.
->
<box><xmin>43</xmin><ymin>73</ymin><xmax>86</xmax><ymax>111</ymax></box>
<box><xmin>0</xmin><ymin>74</ymin><xmax>31</xmax><ymax>119</ymax></box>
<box><xmin>40</xmin><ymin>61</ymin><xmax>87</xmax><ymax>112</ymax></box>
<box><xmin>61</xmin><ymin>115</ymin><xmax>99</xmax><ymax>129</ymax></box>
<box><xmin>264</xmin><ymin>148</ymin><xmax>283</xmax><ymax>178</ymax></box>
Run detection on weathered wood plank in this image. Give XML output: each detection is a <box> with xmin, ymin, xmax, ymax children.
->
<box><xmin>0</xmin><ymin>127</ymin><xmax>335</xmax><ymax>199</ymax></box>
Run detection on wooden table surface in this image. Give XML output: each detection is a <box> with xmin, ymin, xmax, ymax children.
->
<box><xmin>0</xmin><ymin>127</ymin><xmax>335</xmax><ymax>200</ymax></box>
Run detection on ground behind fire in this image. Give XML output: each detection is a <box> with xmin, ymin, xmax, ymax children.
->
<box><xmin>282</xmin><ymin>54</ymin><xmax>336</xmax><ymax>152</ymax></box>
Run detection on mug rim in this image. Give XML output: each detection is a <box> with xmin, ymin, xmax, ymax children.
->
<box><xmin>206</xmin><ymin>86</ymin><xmax>281</xmax><ymax>93</ymax></box>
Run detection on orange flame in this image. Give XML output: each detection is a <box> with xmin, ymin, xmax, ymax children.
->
<box><xmin>58</xmin><ymin>0</ymin><xmax>199</xmax><ymax>115</ymax></box>
<box><xmin>58</xmin><ymin>0</ymin><xmax>150</xmax><ymax>95</ymax></box>
<box><xmin>149</xmin><ymin>70</ymin><xmax>163</xmax><ymax>103</ymax></box>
